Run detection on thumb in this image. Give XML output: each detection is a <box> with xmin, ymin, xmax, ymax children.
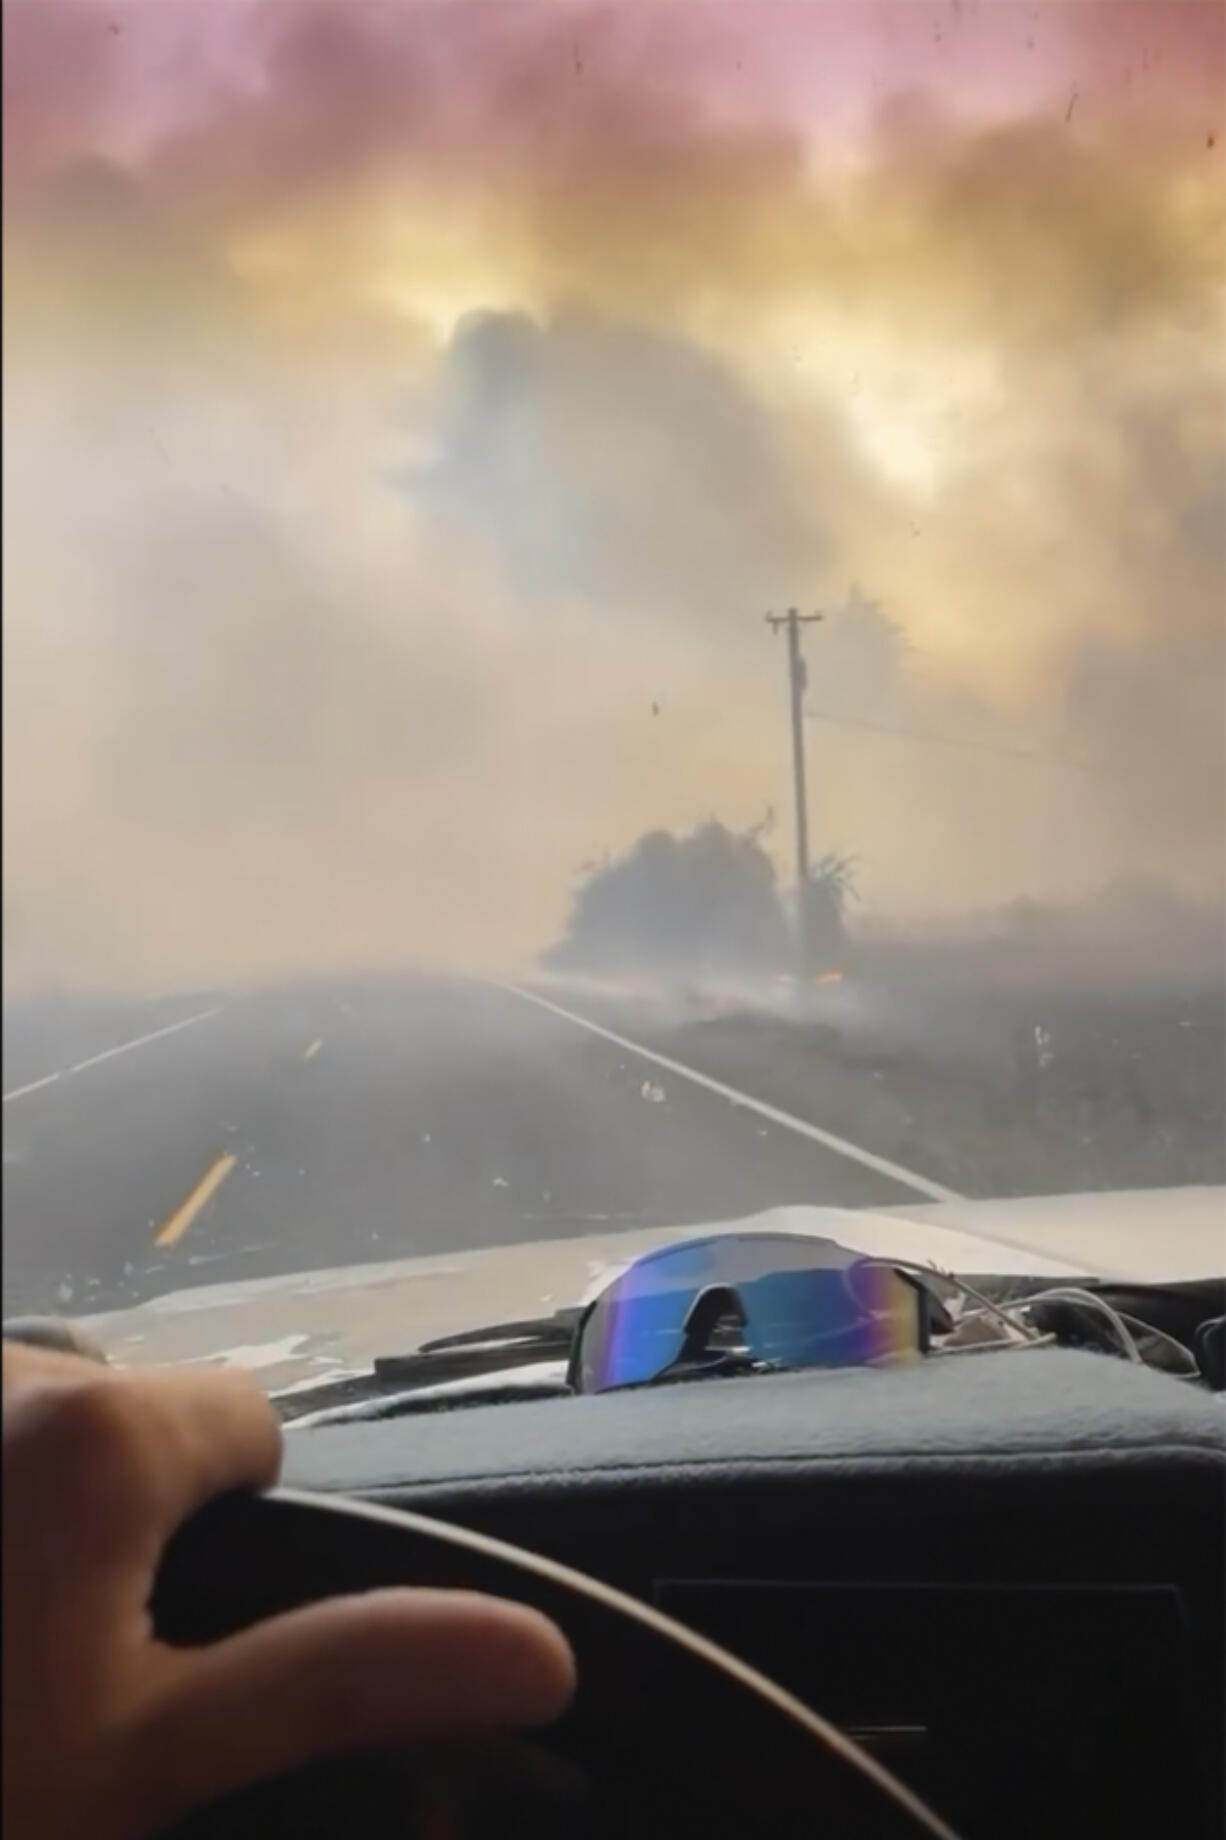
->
<box><xmin>132</xmin><ymin>1590</ymin><xmax>575</xmax><ymax>1831</ymax></box>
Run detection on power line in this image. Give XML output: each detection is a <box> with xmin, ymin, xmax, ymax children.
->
<box><xmin>805</xmin><ymin>705</ymin><xmax>1092</xmax><ymax>773</ymax></box>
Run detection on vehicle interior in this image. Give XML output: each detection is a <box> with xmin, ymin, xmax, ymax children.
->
<box><xmin>5</xmin><ymin>1</ymin><xmax>1224</xmax><ymax>1835</ymax></box>
<box><xmin>154</xmin><ymin>1285</ymin><xmax>1226</xmax><ymax>1840</ymax></box>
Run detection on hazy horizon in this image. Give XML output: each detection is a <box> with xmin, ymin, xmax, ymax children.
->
<box><xmin>4</xmin><ymin>0</ymin><xmax>1224</xmax><ymax>994</ymax></box>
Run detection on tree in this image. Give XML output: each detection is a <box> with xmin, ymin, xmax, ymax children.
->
<box><xmin>801</xmin><ymin>854</ymin><xmax>857</xmax><ymax>969</ymax></box>
<box><xmin>549</xmin><ymin>821</ymin><xmax>790</xmax><ymax>974</ymax></box>
<box><xmin>821</xmin><ymin>588</ymin><xmax>908</xmax><ymax>714</ymax></box>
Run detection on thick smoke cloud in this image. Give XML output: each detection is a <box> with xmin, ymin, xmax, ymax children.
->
<box><xmin>3</xmin><ymin>0</ymin><xmax>1223</xmax><ymax>990</ymax></box>
<box><xmin>409</xmin><ymin>308</ymin><xmax>821</xmax><ymax>621</ymax></box>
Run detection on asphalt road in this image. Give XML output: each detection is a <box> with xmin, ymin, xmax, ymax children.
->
<box><xmin>2</xmin><ymin>973</ymin><xmax>937</xmax><ymax>1320</ymax></box>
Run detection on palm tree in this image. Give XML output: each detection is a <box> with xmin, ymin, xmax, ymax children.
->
<box><xmin>802</xmin><ymin>854</ymin><xmax>857</xmax><ymax>968</ymax></box>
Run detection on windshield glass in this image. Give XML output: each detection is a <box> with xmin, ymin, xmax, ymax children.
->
<box><xmin>4</xmin><ymin>0</ymin><xmax>1224</xmax><ymax>1395</ymax></box>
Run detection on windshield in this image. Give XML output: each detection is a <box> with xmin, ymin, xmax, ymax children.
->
<box><xmin>3</xmin><ymin>0</ymin><xmax>1224</xmax><ymax>1395</ymax></box>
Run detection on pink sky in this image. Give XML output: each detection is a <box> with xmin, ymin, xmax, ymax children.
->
<box><xmin>5</xmin><ymin>1</ymin><xmax>1221</xmax><ymax>207</ymax></box>
<box><xmin>4</xmin><ymin>1</ymin><xmax>1222</xmax><ymax>982</ymax></box>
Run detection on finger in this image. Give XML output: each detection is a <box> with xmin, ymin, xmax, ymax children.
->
<box><xmin>3</xmin><ymin>1362</ymin><xmax>280</xmax><ymax>1569</ymax></box>
<box><xmin>2</xmin><ymin>1339</ymin><xmax>105</xmax><ymax>1390</ymax></box>
<box><xmin>134</xmin><ymin>1590</ymin><xmax>576</xmax><ymax>1827</ymax></box>
<box><xmin>2</xmin><ymin>1315</ymin><xmax>109</xmax><ymax>1361</ymax></box>
<box><xmin>112</xmin><ymin>1367</ymin><xmax>283</xmax><ymax>1541</ymax></box>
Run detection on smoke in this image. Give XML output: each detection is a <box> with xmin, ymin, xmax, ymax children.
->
<box><xmin>3</xmin><ymin>0</ymin><xmax>1223</xmax><ymax>992</ymax></box>
<box><xmin>406</xmin><ymin>306</ymin><xmax>822</xmax><ymax>621</ymax></box>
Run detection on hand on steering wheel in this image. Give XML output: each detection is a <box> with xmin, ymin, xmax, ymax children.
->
<box><xmin>2</xmin><ymin>1344</ymin><xmax>575</xmax><ymax>1840</ymax></box>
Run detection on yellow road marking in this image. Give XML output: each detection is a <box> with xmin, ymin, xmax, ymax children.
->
<box><xmin>303</xmin><ymin>1038</ymin><xmax>323</xmax><ymax>1062</ymax></box>
<box><xmin>154</xmin><ymin>1152</ymin><xmax>238</xmax><ymax>1248</ymax></box>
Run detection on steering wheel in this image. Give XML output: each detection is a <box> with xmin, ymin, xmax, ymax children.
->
<box><xmin>153</xmin><ymin>1488</ymin><xmax>961</xmax><ymax>1840</ymax></box>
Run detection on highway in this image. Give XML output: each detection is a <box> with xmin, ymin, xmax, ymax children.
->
<box><xmin>2</xmin><ymin>974</ymin><xmax>946</xmax><ymax>1321</ymax></box>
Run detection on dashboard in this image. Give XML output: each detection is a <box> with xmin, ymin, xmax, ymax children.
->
<box><xmin>272</xmin><ymin>1354</ymin><xmax>1214</xmax><ymax>1840</ymax></box>
<box><xmin>257</xmin><ymin>1347</ymin><xmax>1226</xmax><ymax>1840</ymax></box>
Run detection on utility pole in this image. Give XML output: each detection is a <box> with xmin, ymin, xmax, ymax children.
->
<box><xmin>765</xmin><ymin>608</ymin><xmax>823</xmax><ymax>969</ymax></box>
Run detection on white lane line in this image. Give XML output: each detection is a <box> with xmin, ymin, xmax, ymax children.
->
<box><xmin>3</xmin><ymin>1006</ymin><xmax>224</xmax><ymax>1104</ymax></box>
<box><xmin>498</xmin><ymin>981</ymin><xmax>963</xmax><ymax>1204</ymax></box>
<box><xmin>2</xmin><ymin>1071</ymin><xmax>63</xmax><ymax>1103</ymax></box>
<box><xmin>66</xmin><ymin>1006</ymin><xmax>224</xmax><ymax>1074</ymax></box>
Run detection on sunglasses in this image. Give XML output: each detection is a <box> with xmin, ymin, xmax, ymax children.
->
<box><xmin>568</xmin><ymin>1232</ymin><xmax>929</xmax><ymax>1394</ymax></box>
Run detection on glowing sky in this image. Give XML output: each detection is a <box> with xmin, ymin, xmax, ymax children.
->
<box><xmin>4</xmin><ymin>0</ymin><xmax>1224</xmax><ymax>987</ymax></box>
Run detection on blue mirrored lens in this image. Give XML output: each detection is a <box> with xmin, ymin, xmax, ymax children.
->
<box><xmin>576</xmin><ymin>1234</ymin><xmax>920</xmax><ymax>1392</ymax></box>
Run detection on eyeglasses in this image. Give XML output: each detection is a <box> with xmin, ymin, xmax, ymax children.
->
<box><xmin>569</xmin><ymin>1232</ymin><xmax>928</xmax><ymax>1394</ymax></box>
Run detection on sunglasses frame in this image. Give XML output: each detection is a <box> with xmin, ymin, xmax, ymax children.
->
<box><xmin>566</xmin><ymin>1232</ymin><xmax>934</xmax><ymax>1395</ymax></box>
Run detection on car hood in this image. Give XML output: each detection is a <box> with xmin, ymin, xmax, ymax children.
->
<box><xmin>74</xmin><ymin>1185</ymin><xmax>1225</xmax><ymax>1395</ymax></box>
